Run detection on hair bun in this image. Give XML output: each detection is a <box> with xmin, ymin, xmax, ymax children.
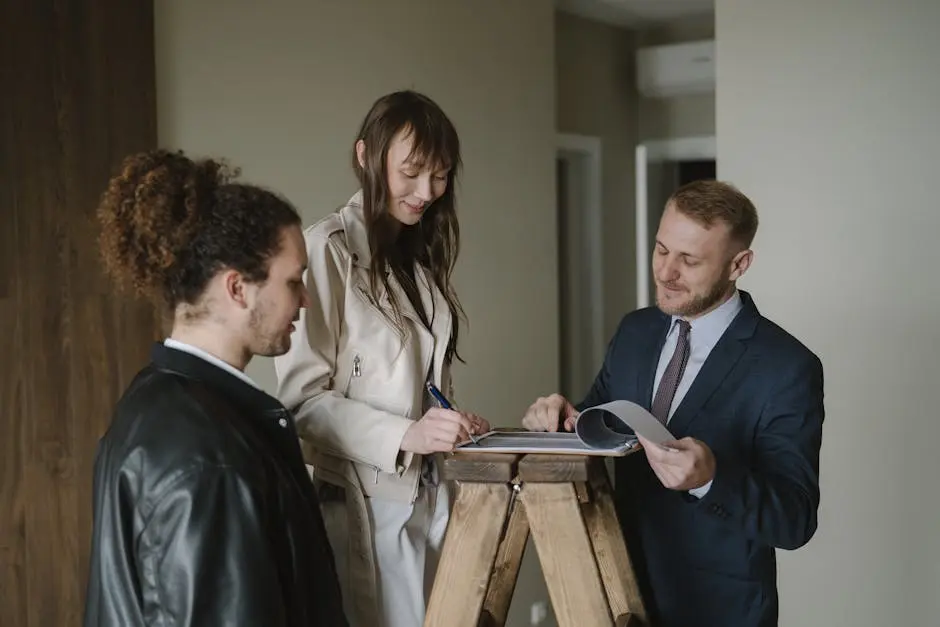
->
<box><xmin>97</xmin><ymin>149</ymin><xmax>233</xmax><ymax>300</ymax></box>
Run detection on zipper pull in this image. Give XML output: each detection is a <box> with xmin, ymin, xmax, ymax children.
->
<box><xmin>353</xmin><ymin>355</ymin><xmax>361</xmax><ymax>377</ymax></box>
<box><xmin>373</xmin><ymin>467</ymin><xmax>379</xmax><ymax>484</ymax></box>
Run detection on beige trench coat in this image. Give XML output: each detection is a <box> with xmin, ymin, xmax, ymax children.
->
<box><xmin>274</xmin><ymin>191</ymin><xmax>455</xmax><ymax>626</ymax></box>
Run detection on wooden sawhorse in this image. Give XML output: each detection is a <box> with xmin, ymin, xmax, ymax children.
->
<box><xmin>424</xmin><ymin>452</ymin><xmax>647</xmax><ymax>627</ymax></box>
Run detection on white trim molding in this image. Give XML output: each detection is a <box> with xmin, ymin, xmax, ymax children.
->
<box><xmin>556</xmin><ymin>133</ymin><xmax>605</xmax><ymax>384</ymax></box>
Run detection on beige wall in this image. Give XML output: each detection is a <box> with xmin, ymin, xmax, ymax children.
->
<box><xmin>555</xmin><ymin>11</ymin><xmax>638</xmax><ymax>339</ymax></box>
<box><xmin>554</xmin><ymin>9</ymin><xmax>717</xmax><ymax>352</ymax></box>
<box><xmin>636</xmin><ymin>14</ymin><xmax>715</xmax><ymax>141</ymax></box>
<box><xmin>717</xmin><ymin>0</ymin><xmax>940</xmax><ymax>624</ymax></box>
<box><xmin>155</xmin><ymin>1</ymin><xmax>557</xmax><ymax>624</ymax></box>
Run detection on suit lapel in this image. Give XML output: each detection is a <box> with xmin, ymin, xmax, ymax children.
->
<box><xmin>666</xmin><ymin>293</ymin><xmax>760</xmax><ymax>436</ymax></box>
<box><xmin>637</xmin><ymin>313</ymin><xmax>672</xmax><ymax>406</ymax></box>
<box><xmin>666</xmin><ymin>334</ymin><xmax>746</xmax><ymax>436</ymax></box>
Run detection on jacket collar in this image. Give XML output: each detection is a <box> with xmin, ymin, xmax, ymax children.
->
<box><xmin>150</xmin><ymin>342</ymin><xmax>287</xmax><ymax>417</ymax></box>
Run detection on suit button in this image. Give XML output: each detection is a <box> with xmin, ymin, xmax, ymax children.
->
<box><xmin>279</xmin><ymin>418</ymin><xmax>288</xmax><ymax>428</ymax></box>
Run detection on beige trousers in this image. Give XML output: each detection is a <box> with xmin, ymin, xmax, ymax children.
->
<box><xmin>323</xmin><ymin>481</ymin><xmax>451</xmax><ymax>627</ymax></box>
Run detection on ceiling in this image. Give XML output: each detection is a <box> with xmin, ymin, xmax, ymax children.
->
<box><xmin>555</xmin><ymin>0</ymin><xmax>713</xmax><ymax>27</ymax></box>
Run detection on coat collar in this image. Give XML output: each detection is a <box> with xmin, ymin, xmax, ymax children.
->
<box><xmin>150</xmin><ymin>342</ymin><xmax>287</xmax><ymax>417</ymax></box>
<box><xmin>339</xmin><ymin>190</ymin><xmax>373</xmax><ymax>269</ymax></box>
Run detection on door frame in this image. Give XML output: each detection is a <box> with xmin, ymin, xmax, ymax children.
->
<box><xmin>556</xmin><ymin>133</ymin><xmax>604</xmax><ymax>395</ymax></box>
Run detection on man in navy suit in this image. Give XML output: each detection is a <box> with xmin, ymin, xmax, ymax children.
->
<box><xmin>523</xmin><ymin>180</ymin><xmax>824</xmax><ymax>627</ymax></box>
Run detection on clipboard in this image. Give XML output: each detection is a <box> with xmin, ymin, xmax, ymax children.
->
<box><xmin>454</xmin><ymin>399</ymin><xmax>676</xmax><ymax>456</ymax></box>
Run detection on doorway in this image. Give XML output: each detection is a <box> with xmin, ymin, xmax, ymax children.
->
<box><xmin>635</xmin><ymin>136</ymin><xmax>717</xmax><ymax>309</ymax></box>
<box><xmin>555</xmin><ymin>134</ymin><xmax>603</xmax><ymax>400</ymax></box>
<box><xmin>678</xmin><ymin>159</ymin><xmax>716</xmax><ymax>186</ymax></box>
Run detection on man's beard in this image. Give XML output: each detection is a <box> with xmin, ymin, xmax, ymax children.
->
<box><xmin>248</xmin><ymin>302</ymin><xmax>290</xmax><ymax>357</ymax></box>
<box><xmin>657</xmin><ymin>277</ymin><xmax>732</xmax><ymax>318</ymax></box>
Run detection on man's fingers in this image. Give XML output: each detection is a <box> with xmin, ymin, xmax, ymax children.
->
<box><xmin>656</xmin><ymin>460</ymin><xmax>687</xmax><ymax>489</ymax></box>
<box><xmin>523</xmin><ymin>413</ymin><xmax>546</xmax><ymax>431</ymax></box>
<box><xmin>666</xmin><ymin>437</ymin><xmax>697</xmax><ymax>451</ymax></box>
<box><xmin>649</xmin><ymin>460</ymin><xmax>674</xmax><ymax>487</ymax></box>
<box><xmin>639</xmin><ymin>434</ymin><xmax>714</xmax><ymax>492</ymax></box>
<box><xmin>639</xmin><ymin>435</ymin><xmax>682</xmax><ymax>460</ymax></box>
<box><xmin>563</xmin><ymin>404</ymin><xmax>580</xmax><ymax>431</ymax></box>
<box><xmin>637</xmin><ymin>435</ymin><xmax>663</xmax><ymax>458</ymax></box>
<box><xmin>538</xmin><ymin>407</ymin><xmax>559</xmax><ymax>432</ymax></box>
<box><xmin>523</xmin><ymin>395</ymin><xmax>577</xmax><ymax>433</ymax></box>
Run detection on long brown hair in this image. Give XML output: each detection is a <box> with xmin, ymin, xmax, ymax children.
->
<box><xmin>352</xmin><ymin>90</ymin><xmax>465</xmax><ymax>363</ymax></box>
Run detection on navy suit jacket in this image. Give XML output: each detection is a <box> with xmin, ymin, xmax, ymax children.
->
<box><xmin>577</xmin><ymin>291</ymin><xmax>824</xmax><ymax>627</ymax></box>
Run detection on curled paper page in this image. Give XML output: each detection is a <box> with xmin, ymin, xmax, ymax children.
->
<box><xmin>575</xmin><ymin>400</ymin><xmax>676</xmax><ymax>448</ymax></box>
<box><xmin>454</xmin><ymin>400</ymin><xmax>676</xmax><ymax>456</ymax></box>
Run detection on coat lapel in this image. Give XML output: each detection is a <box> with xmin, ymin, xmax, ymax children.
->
<box><xmin>363</xmin><ymin>271</ymin><xmax>429</xmax><ymax>340</ymax></box>
<box><xmin>666</xmin><ymin>292</ymin><xmax>760</xmax><ymax>436</ymax></box>
<box><xmin>415</xmin><ymin>267</ymin><xmax>438</xmax><ymax>329</ymax></box>
<box><xmin>384</xmin><ymin>268</ymin><xmax>435</xmax><ymax>331</ymax></box>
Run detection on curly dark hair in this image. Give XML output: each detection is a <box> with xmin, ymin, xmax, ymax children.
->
<box><xmin>97</xmin><ymin>149</ymin><xmax>301</xmax><ymax>311</ymax></box>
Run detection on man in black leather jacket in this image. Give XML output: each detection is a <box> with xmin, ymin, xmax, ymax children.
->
<box><xmin>83</xmin><ymin>150</ymin><xmax>348</xmax><ymax>626</ymax></box>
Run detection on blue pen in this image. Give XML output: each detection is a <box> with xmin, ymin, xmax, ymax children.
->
<box><xmin>426</xmin><ymin>381</ymin><xmax>478</xmax><ymax>445</ymax></box>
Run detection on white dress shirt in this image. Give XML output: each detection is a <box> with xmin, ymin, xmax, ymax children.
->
<box><xmin>163</xmin><ymin>338</ymin><xmax>260</xmax><ymax>390</ymax></box>
<box><xmin>652</xmin><ymin>289</ymin><xmax>743</xmax><ymax>498</ymax></box>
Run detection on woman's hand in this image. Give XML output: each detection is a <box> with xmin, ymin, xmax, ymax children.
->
<box><xmin>462</xmin><ymin>412</ymin><xmax>491</xmax><ymax>436</ymax></box>
<box><xmin>400</xmin><ymin>408</ymin><xmax>474</xmax><ymax>454</ymax></box>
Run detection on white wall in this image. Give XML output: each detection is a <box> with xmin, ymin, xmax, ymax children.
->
<box><xmin>156</xmin><ymin>1</ymin><xmax>558</xmax><ymax>624</ymax></box>
<box><xmin>717</xmin><ymin>0</ymin><xmax>940</xmax><ymax>625</ymax></box>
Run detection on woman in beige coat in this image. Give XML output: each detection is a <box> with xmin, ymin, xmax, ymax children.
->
<box><xmin>275</xmin><ymin>91</ymin><xmax>490</xmax><ymax>627</ymax></box>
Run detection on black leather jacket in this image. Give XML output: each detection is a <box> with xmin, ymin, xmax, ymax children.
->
<box><xmin>83</xmin><ymin>343</ymin><xmax>348</xmax><ymax>626</ymax></box>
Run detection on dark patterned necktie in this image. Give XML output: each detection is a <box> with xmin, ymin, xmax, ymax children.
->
<box><xmin>651</xmin><ymin>320</ymin><xmax>692</xmax><ymax>425</ymax></box>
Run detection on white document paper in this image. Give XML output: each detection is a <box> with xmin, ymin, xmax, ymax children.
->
<box><xmin>454</xmin><ymin>399</ymin><xmax>676</xmax><ymax>456</ymax></box>
<box><xmin>454</xmin><ymin>430</ymin><xmax>631</xmax><ymax>456</ymax></box>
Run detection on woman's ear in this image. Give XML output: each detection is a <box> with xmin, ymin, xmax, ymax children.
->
<box><xmin>355</xmin><ymin>139</ymin><xmax>366</xmax><ymax>169</ymax></box>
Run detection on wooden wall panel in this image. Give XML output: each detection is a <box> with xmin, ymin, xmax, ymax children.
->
<box><xmin>0</xmin><ymin>1</ymin><xmax>158</xmax><ymax>625</ymax></box>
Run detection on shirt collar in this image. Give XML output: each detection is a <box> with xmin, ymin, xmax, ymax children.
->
<box><xmin>163</xmin><ymin>338</ymin><xmax>260</xmax><ymax>390</ymax></box>
<box><xmin>672</xmin><ymin>289</ymin><xmax>744</xmax><ymax>348</ymax></box>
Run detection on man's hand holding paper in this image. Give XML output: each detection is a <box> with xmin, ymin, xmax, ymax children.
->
<box><xmin>637</xmin><ymin>434</ymin><xmax>716</xmax><ymax>492</ymax></box>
